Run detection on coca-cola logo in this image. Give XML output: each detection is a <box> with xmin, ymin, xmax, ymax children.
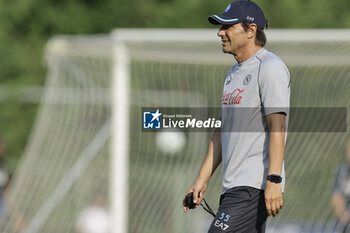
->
<box><xmin>222</xmin><ymin>89</ymin><xmax>244</xmax><ymax>105</ymax></box>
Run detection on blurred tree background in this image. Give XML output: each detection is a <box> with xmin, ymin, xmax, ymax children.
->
<box><xmin>0</xmin><ymin>0</ymin><xmax>350</xmax><ymax>172</ymax></box>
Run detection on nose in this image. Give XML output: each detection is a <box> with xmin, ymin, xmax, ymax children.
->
<box><xmin>217</xmin><ymin>26</ymin><xmax>225</xmax><ymax>37</ymax></box>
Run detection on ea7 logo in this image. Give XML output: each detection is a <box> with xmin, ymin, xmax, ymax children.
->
<box><xmin>214</xmin><ymin>220</ymin><xmax>229</xmax><ymax>230</ymax></box>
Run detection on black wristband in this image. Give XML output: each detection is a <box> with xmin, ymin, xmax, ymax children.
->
<box><xmin>267</xmin><ymin>174</ymin><xmax>282</xmax><ymax>183</ymax></box>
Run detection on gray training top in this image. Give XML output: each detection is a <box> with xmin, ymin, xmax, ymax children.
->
<box><xmin>220</xmin><ymin>48</ymin><xmax>290</xmax><ymax>194</ymax></box>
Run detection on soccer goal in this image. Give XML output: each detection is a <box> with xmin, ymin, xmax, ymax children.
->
<box><xmin>1</xmin><ymin>29</ymin><xmax>350</xmax><ymax>233</ymax></box>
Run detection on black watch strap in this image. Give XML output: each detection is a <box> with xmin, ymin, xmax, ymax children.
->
<box><xmin>267</xmin><ymin>174</ymin><xmax>282</xmax><ymax>183</ymax></box>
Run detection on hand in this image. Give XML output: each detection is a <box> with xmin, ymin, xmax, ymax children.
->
<box><xmin>183</xmin><ymin>179</ymin><xmax>207</xmax><ymax>213</ymax></box>
<box><xmin>265</xmin><ymin>181</ymin><xmax>283</xmax><ymax>217</ymax></box>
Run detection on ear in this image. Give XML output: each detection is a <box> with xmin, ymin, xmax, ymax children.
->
<box><xmin>247</xmin><ymin>23</ymin><xmax>257</xmax><ymax>39</ymax></box>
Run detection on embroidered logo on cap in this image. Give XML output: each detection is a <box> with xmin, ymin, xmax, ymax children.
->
<box><xmin>246</xmin><ymin>16</ymin><xmax>254</xmax><ymax>21</ymax></box>
<box><xmin>224</xmin><ymin>4</ymin><xmax>231</xmax><ymax>13</ymax></box>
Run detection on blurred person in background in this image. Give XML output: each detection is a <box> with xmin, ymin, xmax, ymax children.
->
<box><xmin>75</xmin><ymin>195</ymin><xmax>111</xmax><ymax>233</ymax></box>
<box><xmin>332</xmin><ymin>138</ymin><xmax>350</xmax><ymax>233</ymax></box>
<box><xmin>0</xmin><ymin>140</ymin><xmax>10</xmax><ymax>214</ymax></box>
<box><xmin>0</xmin><ymin>140</ymin><xmax>26</xmax><ymax>232</ymax></box>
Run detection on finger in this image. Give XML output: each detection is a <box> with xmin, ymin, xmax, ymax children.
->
<box><xmin>271</xmin><ymin>201</ymin><xmax>277</xmax><ymax>217</ymax></box>
<box><xmin>275</xmin><ymin>203</ymin><xmax>280</xmax><ymax>215</ymax></box>
<box><xmin>280</xmin><ymin>199</ymin><xmax>283</xmax><ymax>209</ymax></box>
<box><xmin>275</xmin><ymin>198</ymin><xmax>281</xmax><ymax>210</ymax></box>
<box><xmin>197</xmin><ymin>192</ymin><xmax>204</xmax><ymax>205</ymax></box>
<box><xmin>195</xmin><ymin>199</ymin><xmax>203</xmax><ymax>208</ymax></box>
<box><xmin>184</xmin><ymin>206</ymin><xmax>187</xmax><ymax>213</ymax></box>
<box><xmin>265</xmin><ymin>201</ymin><xmax>272</xmax><ymax>216</ymax></box>
<box><xmin>193</xmin><ymin>190</ymin><xmax>199</xmax><ymax>204</ymax></box>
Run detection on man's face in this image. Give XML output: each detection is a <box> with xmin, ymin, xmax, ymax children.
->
<box><xmin>217</xmin><ymin>23</ymin><xmax>249</xmax><ymax>55</ymax></box>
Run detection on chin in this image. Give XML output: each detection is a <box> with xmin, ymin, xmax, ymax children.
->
<box><xmin>222</xmin><ymin>48</ymin><xmax>232</xmax><ymax>54</ymax></box>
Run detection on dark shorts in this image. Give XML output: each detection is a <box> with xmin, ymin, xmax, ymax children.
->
<box><xmin>208</xmin><ymin>186</ymin><xmax>268</xmax><ymax>233</ymax></box>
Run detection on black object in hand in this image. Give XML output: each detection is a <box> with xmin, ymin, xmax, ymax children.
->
<box><xmin>184</xmin><ymin>192</ymin><xmax>216</xmax><ymax>217</ymax></box>
<box><xmin>184</xmin><ymin>192</ymin><xmax>197</xmax><ymax>209</ymax></box>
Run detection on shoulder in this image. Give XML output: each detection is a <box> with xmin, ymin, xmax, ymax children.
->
<box><xmin>257</xmin><ymin>49</ymin><xmax>289</xmax><ymax>73</ymax></box>
<box><xmin>224</xmin><ymin>64</ymin><xmax>239</xmax><ymax>81</ymax></box>
<box><xmin>256</xmin><ymin>49</ymin><xmax>290</xmax><ymax>83</ymax></box>
<box><xmin>226</xmin><ymin>63</ymin><xmax>239</xmax><ymax>74</ymax></box>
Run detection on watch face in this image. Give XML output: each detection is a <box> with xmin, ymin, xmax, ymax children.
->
<box><xmin>268</xmin><ymin>175</ymin><xmax>282</xmax><ymax>183</ymax></box>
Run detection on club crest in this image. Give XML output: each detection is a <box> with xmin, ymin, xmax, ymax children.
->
<box><xmin>243</xmin><ymin>74</ymin><xmax>252</xmax><ymax>86</ymax></box>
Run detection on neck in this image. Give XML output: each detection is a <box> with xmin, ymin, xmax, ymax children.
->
<box><xmin>234</xmin><ymin>45</ymin><xmax>262</xmax><ymax>63</ymax></box>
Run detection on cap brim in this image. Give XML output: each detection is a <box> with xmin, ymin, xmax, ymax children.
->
<box><xmin>208</xmin><ymin>14</ymin><xmax>241</xmax><ymax>25</ymax></box>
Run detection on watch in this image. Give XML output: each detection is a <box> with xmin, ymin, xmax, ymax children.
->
<box><xmin>267</xmin><ymin>174</ymin><xmax>282</xmax><ymax>183</ymax></box>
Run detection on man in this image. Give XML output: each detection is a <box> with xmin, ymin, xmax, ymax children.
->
<box><xmin>183</xmin><ymin>1</ymin><xmax>290</xmax><ymax>232</ymax></box>
<box><xmin>332</xmin><ymin>139</ymin><xmax>350</xmax><ymax>233</ymax></box>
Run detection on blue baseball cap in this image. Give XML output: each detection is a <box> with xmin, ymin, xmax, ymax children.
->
<box><xmin>208</xmin><ymin>0</ymin><xmax>267</xmax><ymax>29</ymax></box>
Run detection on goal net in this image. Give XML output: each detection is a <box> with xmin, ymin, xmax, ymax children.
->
<box><xmin>0</xmin><ymin>29</ymin><xmax>350</xmax><ymax>233</ymax></box>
